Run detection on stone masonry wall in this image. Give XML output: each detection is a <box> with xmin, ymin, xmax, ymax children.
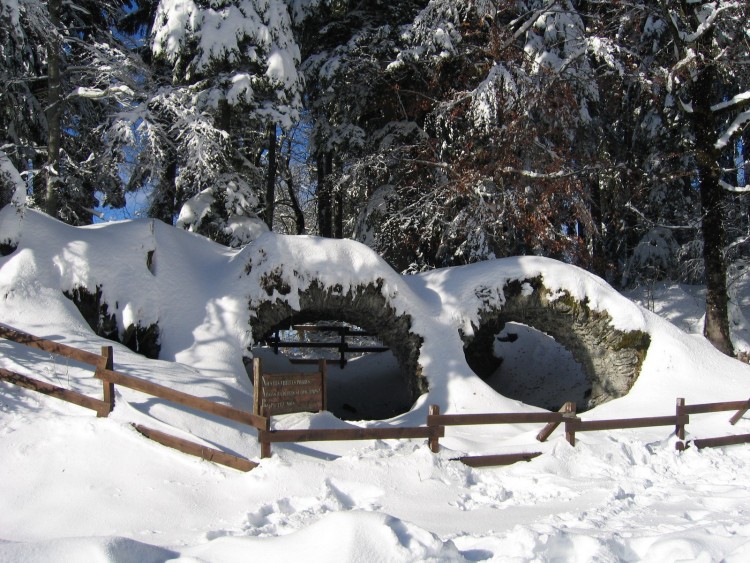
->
<box><xmin>249</xmin><ymin>279</ymin><xmax>427</xmax><ymax>401</ymax></box>
<box><xmin>463</xmin><ymin>278</ymin><xmax>650</xmax><ymax>408</ymax></box>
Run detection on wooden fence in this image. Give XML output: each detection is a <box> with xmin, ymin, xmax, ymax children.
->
<box><xmin>0</xmin><ymin>325</ymin><xmax>267</xmax><ymax>471</ymax></box>
<box><xmin>3</xmin><ymin>324</ymin><xmax>750</xmax><ymax>469</ymax></box>
<box><xmin>675</xmin><ymin>397</ymin><xmax>750</xmax><ymax>451</ymax></box>
<box><xmin>425</xmin><ymin>402</ymin><xmax>577</xmax><ymax>467</ymax></box>
<box><xmin>0</xmin><ymin>325</ymin><xmax>113</xmax><ymax>417</ymax></box>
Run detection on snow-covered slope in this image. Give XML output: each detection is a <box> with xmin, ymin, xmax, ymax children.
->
<box><xmin>1</xmin><ymin>207</ymin><xmax>750</xmax><ymax>562</ymax></box>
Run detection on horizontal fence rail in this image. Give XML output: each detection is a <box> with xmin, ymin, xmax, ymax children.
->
<box><xmin>429</xmin><ymin>412</ymin><xmax>567</xmax><ymax>426</ymax></box>
<box><xmin>96</xmin><ymin>367</ymin><xmax>268</xmax><ymax>431</ymax></box>
<box><xmin>0</xmin><ymin>325</ymin><xmax>103</xmax><ymax>366</ymax></box>
<box><xmin>565</xmin><ymin>415</ymin><xmax>689</xmax><ymax>447</ymax></box>
<box><xmin>455</xmin><ymin>452</ymin><xmax>542</xmax><ymax>468</ymax></box>
<box><xmin>0</xmin><ymin>325</ymin><xmax>266</xmax><ymax>470</ymax></box>
<box><xmin>0</xmin><ymin>367</ymin><xmax>110</xmax><ymax>416</ymax></box>
<box><xmin>692</xmin><ymin>434</ymin><xmax>750</xmax><ymax>449</ymax></box>
<box><xmin>132</xmin><ymin>424</ymin><xmax>258</xmax><ymax>472</ymax></box>
<box><xmin>262</xmin><ymin>426</ymin><xmax>440</xmax><ymax>443</ymax></box>
<box><xmin>258</xmin><ymin>423</ymin><xmax>444</xmax><ymax>459</ymax></box>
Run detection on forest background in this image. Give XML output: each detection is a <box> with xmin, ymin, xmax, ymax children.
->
<box><xmin>1</xmin><ymin>0</ymin><xmax>749</xmax><ymax>357</ymax></box>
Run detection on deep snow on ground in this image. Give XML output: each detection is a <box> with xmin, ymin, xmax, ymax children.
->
<box><xmin>1</xmin><ymin>206</ymin><xmax>750</xmax><ymax>562</ymax></box>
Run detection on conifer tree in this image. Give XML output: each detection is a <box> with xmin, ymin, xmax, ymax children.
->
<box><xmin>139</xmin><ymin>0</ymin><xmax>303</xmax><ymax>244</ymax></box>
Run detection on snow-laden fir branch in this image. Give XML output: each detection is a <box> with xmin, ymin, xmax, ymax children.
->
<box><xmin>68</xmin><ymin>85</ymin><xmax>135</xmax><ymax>100</ymax></box>
<box><xmin>715</xmin><ymin>109</ymin><xmax>750</xmax><ymax>150</ymax></box>
<box><xmin>667</xmin><ymin>48</ymin><xmax>697</xmax><ymax>93</ymax></box>
<box><xmin>669</xmin><ymin>2</ymin><xmax>739</xmax><ymax>44</ymax></box>
<box><xmin>726</xmin><ymin>234</ymin><xmax>750</xmax><ymax>253</ymax></box>
<box><xmin>499</xmin><ymin>0</ymin><xmax>558</xmax><ymax>53</ymax></box>
<box><xmin>720</xmin><ymin>180</ymin><xmax>750</xmax><ymax>193</ymax></box>
<box><xmin>625</xmin><ymin>202</ymin><xmax>699</xmax><ymax>231</ymax></box>
<box><xmin>712</xmin><ymin>90</ymin><xmax>750</xmax><ymax>113</ymax></box>
<box><xmin>500</xmin><ymin>167</ymin><xmax>592</xmax><ymax>179</ymax></box>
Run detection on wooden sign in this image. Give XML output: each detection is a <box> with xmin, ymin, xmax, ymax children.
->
<box><xmin>252</xmin><ymin>358</ymin><xmax>326</xmax><ymax>416</ymax></box>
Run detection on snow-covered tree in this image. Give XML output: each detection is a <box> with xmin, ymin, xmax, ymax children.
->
<box><xmin>297</xmin><ymin>0</ymin><xmax>427</xmax><ymax>238</ymax></box>
<box><xmin>332</xmin><ymin>0</ymin><xmax>597</xmax><ymax>271</ymax></box>
<box><xmin>657</xmin><ymin>0</ymin><xmax>750</xmax><ymax>356</ymax></box>
<box><xmin>581</xmin><ymin>0</ymin><xmax>749</xmax><ymax>355</ymax></box>
<box><xmin>0</xmin><ymin>0</ymin><xmax>139</xmax><ymax>224</ymax></box>
<box><xmin>131</xmin><ymin>0</ymin><xmax>303</xmax><ymax>241</ymax></box>
<box><xmin>1</xmin><ymin>0</ymin><xmax>53</xmax><ymax>210</ymax></box>
<box><xmin>0</xmin><ymin>149</ymin><xmax>26</xmax><ymax>208</ymax></box>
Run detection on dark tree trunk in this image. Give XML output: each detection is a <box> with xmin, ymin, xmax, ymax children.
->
<box><xmin>692</xmin><ymin>62</ymin><xmax>734</xmax><ymax>356</ymax></box>
<box><xmin>45</xmin><ymin>0</ymin><xmax>62</xmax><ymax>218</ymax></box>
<box><xmin>317</xmin><ymin>151</ymin><xmax>333</xmax><ymax>237</ymax></box>
<box><xmin>156</xmin><ymin>159</ymin><xmax>178</xmax><ymax>224</ymax></box>
<box><xmin>334</xmin><ymin>187</ymin><xmax>343</xmax><ymax>239</ymax></box>
<box><xmin>216</xmin><ymin>98</ymin><xmax>231</xmax><ymax>133</ymax></box>
<box><xmin>589</xmin><ymin>173</ymin><xmax>606</xmax><ymax>279</ymax></box>
<box><xmin>264</xmin><ymin>124</ymin><xmax>278</xmax><ymax>230</ymax></box>
<box><xmin>283</xmin><ymin>168</ymin><xmax>305</xmax><ymax>234</ymax></box>
<box><xmin>656</xmin><ymin>0</ymin><xmax>735</xmax><ymax>356</ymax></box>
<box><xmin>279</xmin><ymin>134</ymin><xmax>305</xmax><ymax>234</ymax></box>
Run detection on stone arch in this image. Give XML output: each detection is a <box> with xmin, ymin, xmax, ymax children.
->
<box><xmin>462</xmin><ymin>278</ymin><xmax>650</xmax><ymax>410</ymax></box>
<box><xmin>248</xmin><ymin>279</ymin><xmax>428</xmax><ymax>404</ymax></box>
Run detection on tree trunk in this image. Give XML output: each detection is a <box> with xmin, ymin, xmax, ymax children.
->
<box><xmin>216</xmin><ymin>98</ymin><xmax>230</xmax><ymax>133</ymax></box>
<box><xmin>152</xmin><ymin>159</ymin><xmax>178</xmax><ymax>224</ymax></box>
<box><xmin>334</xmin><ymin>187</ymin><xmax>343</xmax><ymax>239</ymax></box>
<box><xmin>45</xmin><ymin>0</ymin><xmax>62</xmax><ymax>218</ymax></box>
<box><xmin>588</xmin><ymin>173</ymin><xmax>606</xmax><ymax>279</ymax></box>
<box><xmin>264</xmin><ymin>124</ymin><xmax>278</xmax><ymax>230</ymax></box>
<box><xmin>283</xmin><ymin>167</ymin><xmax>305</xmax><ymax>234</ymax></box>
<box><xmin>317</xmin><ymin>151</ymin><xmax>333</xmax><ymax>237</ymax></box>
<box><xmin>692</xmin><ymin>62</ymin><xmax>734</xmax><ymax>356</ymax></box>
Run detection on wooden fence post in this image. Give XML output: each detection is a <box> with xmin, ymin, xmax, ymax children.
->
<box><xmin>319</xmin><ymin>359</ymin><xmax>327</xmax><ymax>412</ymax></box>
<box><xmin>729</xmin><ymin>398</ymin><xmax>750</xmax><ymax>425</ymax></box>
<box><xmin>252</xmin><ymin>358</ymin><xmax>272</xmax><ymax>458</ymax></box>
<box><xmin>676</xmin><ymin>398</ymin><xmax>686</xmax><ymax>440</ymax></box>
<box><xmin>252</xmin><ymin>357</ymin><xmax>262</xmax><ymax>416</ymax></box>
<box><xmin>259</xmin><ymin>412</ymin><xmax>272</xmax><ymax>459</ymax></box>
<box><xmin>98</xmin><ymin>346</ymin><xmax>114</xmax><ymax>417</ymax></box>
<box><xmin>537</xmin><ymin>401</ymin><xmax>576</xmax><ymax>442</ymax></box>
<box><xmin>428</xmin><ymin>404</ymin><xmax>440</xmax><ymax>453</ymax></box>
<box><xmin>565</xmin><ymin>416</ymin><xmax>577</xmax><ymax>447</ymax></box>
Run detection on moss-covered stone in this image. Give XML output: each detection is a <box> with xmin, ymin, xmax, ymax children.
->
<box><xmin>249</xmin><ymin>279</ymin><xmax>427</xmax><ymax>401</ymax></box>
<box><xmin>260</xmin><ymin>268</ymin><xmax>292</xmax><ymax>296</ymax></box>
<box><xmin>64</xmin><ymin>285</ymin><xmax>161</xmax><ymax>359</ymax></box>
<box><xmin>461</xmin><ymin>278</ymin><xmax>651</xmax><ymax>411</ymax></box>
<box><xmin>0</xmin><ymin>240</ymin><xmax>17</xmax><ymax>256</ymax></box>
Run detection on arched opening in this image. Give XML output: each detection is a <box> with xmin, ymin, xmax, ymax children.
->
<box><xmin>483</xmin><ymin>322</ymin><xmax>590</xmax><ymax>411</ymax></box>
<box><xmin>247</xmin><ymin>280</ymin><xmax>426</xmax><ymax>421</ymax></box>
<box><xmin>252</xmin><ymin>320</ymin><xmax>413</xmax><ymax>420</ymax></box>
<box><xmin>462</xmin><ymin>278</ymin><xmax>650</xmax><ymax>412</ymax></box>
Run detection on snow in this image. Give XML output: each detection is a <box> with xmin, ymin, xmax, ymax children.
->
<box><xmin>0</xmin><ymin>0</ymin><xmax>21</xmax><ymax>36</ymax></box>
<box><xmin>265</xmin><ymin>47</ymin><xmax>298</xmax><ymax>89</ymax></box>
<box><xmin>2</xmin><ymin>207</ymin><xmax>750</xmax><ymax>561</ymax></box>
<box><xmin>151</xmin><ymin>0</ymin><xmax>302</xmax><ymax>127</ymax></box>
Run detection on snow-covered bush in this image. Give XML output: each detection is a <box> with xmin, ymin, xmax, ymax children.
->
<box><xmin>623</xmin><ymin>228</ymin><xmax>679</xmax><ymax>287</ymax></box>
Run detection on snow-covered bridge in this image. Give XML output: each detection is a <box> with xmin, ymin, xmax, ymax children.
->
<box><xmin>1</xmin><ymin>208</ymin><xmax>652</xmax><ymax>417</ymax></box>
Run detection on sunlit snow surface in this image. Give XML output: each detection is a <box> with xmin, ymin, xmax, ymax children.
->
<box><xmin>1</xmin><ymin>207</ymin><xmax>750</xmax><ymax>562</ymax></box>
